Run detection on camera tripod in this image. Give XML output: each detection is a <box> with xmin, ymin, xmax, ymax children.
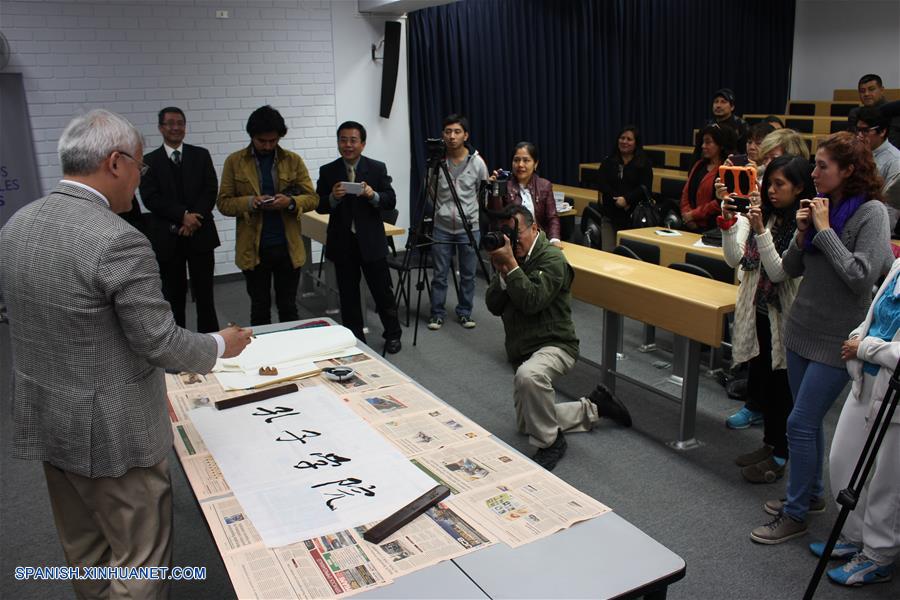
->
<box><xmin>803</xmin><ymin>353</ymin><xmax>900</xmax><ymax>598</ymax></box>
<box><xmin>393</xmin><ymin>152</ymin><xmax>490</xmax><ymax>346</ymax></box>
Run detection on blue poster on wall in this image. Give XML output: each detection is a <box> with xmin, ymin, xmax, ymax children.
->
<box><xmin>0</xmin><ymin>72</ymin><xmax>42</xmax><ymax>229</ymax></box>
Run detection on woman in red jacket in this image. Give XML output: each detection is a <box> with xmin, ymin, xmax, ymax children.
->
<box><xmin>681</xmin><ymin>125</ymin><xmax>736</xmax><ymax>231</ymax></box>
<box><xmin>489</xmin><ymin>142</ymin><xmax>561</xmax><ymax>245</ymax></box>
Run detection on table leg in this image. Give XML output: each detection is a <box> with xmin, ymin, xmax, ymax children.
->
<box><xmin>300</xmin><ymin>236</ymin><xmax>316</xmax><ymax>297</ymax></box>
<box><xmin>601</xmin><ymin>309</ymin><xmax>619</xmax><ymax>393</ymax></box>
<box><xmin>670</xmin><ymin>336</ymin><xmax>702</xmax><ymax>450</ymax></box>
<box><xmin>667</xmin><ymin>335</ymin><xmax>686</xmax><ymax>387</ymax></box>
<box><xmin>638</xmin><ymin>324</ymin><xmax>657</xmax><ymax>352</ymax></box>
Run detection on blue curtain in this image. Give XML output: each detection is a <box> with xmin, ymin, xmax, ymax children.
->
<box><xmin>407</xmin><ymin>0</ymin><xmax>795</xmax><ymax>199</ymax></box>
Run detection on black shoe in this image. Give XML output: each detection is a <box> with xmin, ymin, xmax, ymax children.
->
<box><xmin>384</xmin><ymin>339</ymin><xmax>402</xmax><ymax>354</ymax></box>
<box><xmin>588</xmin><ymin>384</ymin><xmax>632</xmax><ymax>428</ymax></box>
<box><xmin>532</xmin><ymin>431</ymin><xmax>567</xmax><ymax>471</ymax></box>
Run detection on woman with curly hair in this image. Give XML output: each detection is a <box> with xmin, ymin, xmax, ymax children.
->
<box><xmin>751</xmin><ymin>131</ymin><xmax>894</xmax><ymax>544</ymax></box>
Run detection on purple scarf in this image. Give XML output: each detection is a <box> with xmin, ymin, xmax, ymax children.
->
<box><xmin>803</xmin><ymin>193</ymin><xmax>867</xmax><ymax>252</ymax></box>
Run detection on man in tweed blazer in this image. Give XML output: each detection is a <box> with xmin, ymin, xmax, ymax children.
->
<box><xmin>0</xmin><ymin>110</ymin><xmax>252</xmax><ymax>599</ymax></box>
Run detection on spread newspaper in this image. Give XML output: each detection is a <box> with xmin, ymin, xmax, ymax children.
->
<box><xmin>166</xmin><ymin>333</ymin><xmax>610</xmax><ymax>598</ymax></box>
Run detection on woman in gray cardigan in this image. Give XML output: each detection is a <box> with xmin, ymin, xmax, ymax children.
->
<box><xmin>750</xmin><ymin>132</ymin><xmax>893</xmax><ymax>545</ymax></box>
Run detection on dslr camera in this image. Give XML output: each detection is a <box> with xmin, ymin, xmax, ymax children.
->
<box><xmin>480</xmin><ymin>169</ymin><xmax>511</xmax><ymax>198</ymax></box>
<box><xmin>482</xmin><ymin>223</ymin><xmax>518</xmax><ymax>252</ymax></box>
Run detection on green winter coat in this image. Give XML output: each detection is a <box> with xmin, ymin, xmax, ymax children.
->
<box><xmin>485</xmin><ymin>232</ymin><xmax>579</xmax><ymax>365</ymax></box>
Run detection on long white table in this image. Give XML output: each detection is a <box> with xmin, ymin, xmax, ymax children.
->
<box><xmin>231</xmin><ymin>319</ymin><xmax>686</xmax><ymax>599</ymax></box>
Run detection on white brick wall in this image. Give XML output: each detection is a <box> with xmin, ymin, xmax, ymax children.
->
<box><xmin>2</xmin><ymin>0</ymin><xmax>338</xmax><ymax>275</ymax></box>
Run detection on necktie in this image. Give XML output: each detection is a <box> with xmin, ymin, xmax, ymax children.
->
<box><xmin>347</xmin><ymin>165</ymin><xmax>355</xmax><ymax>182</ymax></box>
<box><xmin>172</xmin><ymin>150</ymin><xmax>181</xmax><ymax>165</ymax></box>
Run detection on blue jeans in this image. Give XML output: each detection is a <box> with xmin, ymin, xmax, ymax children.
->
<box><xmin>783</xmin><ymin>349</ymin><xmax>850</xmax><ymax>520</ymax></box>
<box><xmin>430</xmin><ymin>227</ymin><xmax>479</xmax><ymax>319</ymax></box>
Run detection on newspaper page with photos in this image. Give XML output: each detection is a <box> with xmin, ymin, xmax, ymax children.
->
<box><xmin>201</xmin><ymin>494</ymin><xmax>263</xmax><ymax>555</ymax></box>
<box><xmin>167</xmin><ymin>384</ymin><xmax>242</xmax><ymax>423</ymax></box>
<box><xmin>371</xmin><ymin>406</ymin><xmax>491</xmax><ymax>457</ymax></box>
<box><xmin>164</xmin><ymin>371</ymin><xmax>219</xmax><ymax>391</ymax></box>
<box><xmin>410</xmin><ymin>438</ymin><xmax>541</xmax><ymax>494</ymax></box>
<box><xmin>340</xmin><ymin>383</ymin><xmax>445</xmax><ymax>423</ymax></box>
<box><xmin>172</xmin><ymin>420</ymin><xmax>208</xmax><ymax>458</ymax></box>
<box><xmin>446</xmin><ymin>472</ymin><xmax>610</xmax><ymax>548</ymax></box>
<box><xmin>316</xmin><ymin>356</ymin><xmax>409</xmax><ymax>394</ymax></box>
<box><xmin>354</xmin><ymin>500</ymin><xmax>494</xmax><ymax>577</ymax></box>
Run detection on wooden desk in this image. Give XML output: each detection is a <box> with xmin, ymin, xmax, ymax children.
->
<box><xmin>644</xmin><ymin>144</ymin><xmax>693</xmax><ymax>169</ymax></box>
<box><xmin>833</xmin><ymin>88</ymin><xmax>900</xmax><ymax>102</ymax></box>
<box><xmin>300</xmin><ymin>210</ymin><xmax>404</xmax><ymax>245</ymax></box>
<box><xmin>652</xmin><ymin>167</ymin><xmax>688</xmax><ymax>195</ymax></box>
<box><xmin>562</xmin><ymin>244</ymin><xmax>736</xmax><ymax>447</ymax></box>
<box><xmin>554</xmin><ymin>183</ymin><xmax>597</xmax><ymax>216</ymax></box>
<box><xmin>617</xmin><ymin>226</ymin><xmax>729</xmax><ymax>267</ymax></box>
<box><xmin>787</xmin><ymin>100</ymin><xmax>857</xmax><ymax>117</ymax></box>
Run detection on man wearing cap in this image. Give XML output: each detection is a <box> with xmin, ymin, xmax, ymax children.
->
<box><xmin>696</xmin><ymin>88</ymin><xmax>748</xmax><ymax>158</ymax></box>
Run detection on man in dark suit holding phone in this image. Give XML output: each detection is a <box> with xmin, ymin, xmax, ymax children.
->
<box><xmin>316</xmin><ymin>121</ymin><xmax>402</xmax><ymax>353</ymax></box>
<box><xmin>140</xmin><ymin>107</ymin><xmax>221</xmax><ymax>332</ymax></box>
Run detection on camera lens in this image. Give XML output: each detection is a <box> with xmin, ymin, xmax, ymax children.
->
<box><xmin>481</xmin><ymin>231</ymin><xmax>505</xmax><ymax>251</ymax></box>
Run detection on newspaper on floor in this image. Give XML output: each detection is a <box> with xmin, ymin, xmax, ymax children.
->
<box><xmin>340</xmin><ymin>383</ymin><xmax>445</xmax><ymax>423</ymax></box>
<box><xmin>410</xmin><ymin>438</ymin><xmax>542</xmax><ymax>494</ymax></box>
<box><xmin>445</xmin><ymin>472</ymin><xmax>610</xmax><ymax>548</ymax></box>
<box><xmin>355</xmin><ymin>500</ymin><xmax>494</xmax><ymax>577</ymax></box>
<box><xmin>371</xmin><ymin>407</ymin><xmax>491</xmax><ymax>457</ymax></box>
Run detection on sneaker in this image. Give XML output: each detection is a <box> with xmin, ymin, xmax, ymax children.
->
<box><xmin>750</xmin><ymin>513</ymin><xmax>808</xmax><ymax>544</ymax></box>
<box><xmin>741</xmin><ymin>456</ymin><xmax>785</xmax><ymax>484</ymax></box>
<box><xmin>427</xmin><ymin>317</ymin><xmax>443</xmax><ymax>330</ymax></box>
<box><xmin>457</xmin><ymin>314</ymin><xmax>476</xmax><ymax>329</ymax></box>
<box><xmin>764</xmin><ymin>496</ymin><xmax>826</xmax><ymax>516</ymax></box>
<box><xmin>532</xmin><ymin>430</ymin><xmax>567</xmax><ymax>471</ymax></box>
<box><xmin>587</xmin><ymin>384</ymin><xmax>632</xmax><ymax>427</ymax></box>
<box><xmin>735</xmin><ymin>444</ymin><xmax>773</xmax><ymax>467</ymax></box>
<box><xmin>809</xmin><ymin>540</ymin><xmax>862</xmax><ymax>560</ymax></box>
<box><xmin>827</xmin><ymin>553</ymin><xmax>895</xmax><ymax>586</ymax></box>
<box><xmin>725</xmin><ymin>407</ymin><xmax>764</xmax><ymax>429</ymax></box>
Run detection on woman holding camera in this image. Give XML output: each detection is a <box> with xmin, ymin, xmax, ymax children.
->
<box><xmin>489</xmin><ymin>142</ymin><xmax>560</xmax><ymax>245</ymax></box>
<box><xmin>718</xmin><ymin>156</ymin><xmax>813</xmax><ymax>483</ymax></box>
<box><xmin>681</xmin><ymin>125</ymin><xmax>735</xmax><ymax>231</ymax></box>
<box><xmin>811</xmin><ymin>256</ymin><xmax>900</xmax><ymax>586</ymax></box>
<box><xmin>750</xmin><ymin>131</ymin><xmax>893</xmax><ymax>545</ymax></box>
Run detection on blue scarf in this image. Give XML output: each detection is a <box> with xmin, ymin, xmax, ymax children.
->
<box><xmin>803</xmin><ymin>193</ymin><xmax>867</xmax><ymax>252</ymax></box>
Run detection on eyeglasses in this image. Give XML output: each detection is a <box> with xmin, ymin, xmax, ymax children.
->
<box><xmin>116</xmin><ymin>151</ymin><xmax>149</xmax><ymax>176</ymax></box>
<box><xmin>855</xmin><ymin>126</ymin><xmax>881</xmax><ymax>135</ymax></box>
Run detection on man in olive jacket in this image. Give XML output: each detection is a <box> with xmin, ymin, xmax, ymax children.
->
<box><xmin>486</xmin><ymin>206</ymin><xmax>631</xmax><ymax>471</ymax></box>
<box><xmin>217</xmin><ymin>105</ymin><xmax>318</xmax><ymax>325</ymax></box>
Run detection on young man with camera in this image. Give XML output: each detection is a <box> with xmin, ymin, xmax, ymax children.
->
<box><xmin>427</xmin><ymin>113</ymin><xmax>488</xmax><ymax>331</ymax></box>
<box><xmin>484</xmin><ymin>205</ymin><xmax>632</xmax><ymax>471</ymax></box>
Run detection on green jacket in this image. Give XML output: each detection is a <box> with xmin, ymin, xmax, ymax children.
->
<box><xmin>485</xmin><ymin>232</ymin><xmax>579</xmax><ymax>365</ymax></box>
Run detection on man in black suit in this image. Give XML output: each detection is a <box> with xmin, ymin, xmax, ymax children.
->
<box><xmin>140</xmin><ymin>107</ymin><xmax>220</xmax><ymax>332</ymax></box>
<box><xmin>316</xmin><ymin>121</ymin><xmax>402</xmax><ymax>353</ymax></box>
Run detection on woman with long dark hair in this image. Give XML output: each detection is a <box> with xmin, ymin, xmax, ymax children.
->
<box><xmin>681</xmin><ymin>124</ymin><xmax>736</xmax><ymax>231</ymax></box>
<box><xmin>718</xmin><ymin>156</ymin><xmax>814</xmax><ymax>484</ymax></box>
<box><xmin>751</xmin><ymin>131</ymin><xmax>893</xmax><ymax>545</ymax></box>
<box><xmin>597</xmin><ymin>126</ymin><xmax>653</xmax><ymax>234</ymax></box>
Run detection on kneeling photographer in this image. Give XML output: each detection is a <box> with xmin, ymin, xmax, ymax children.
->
<box><xmin>484</xmin><ymin>205</ymin><xmax>632</xmax><ymax>471</ymax></box>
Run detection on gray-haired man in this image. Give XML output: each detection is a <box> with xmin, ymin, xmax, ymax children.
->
<box><xmin>0</xmin><ymin>109</ymin><xmax>251</xmax><ymax>598</ymax></box>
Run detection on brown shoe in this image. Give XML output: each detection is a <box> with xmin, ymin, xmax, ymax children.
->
<box><xmin>742</xmin><ymin>456</ymin><xmax>785</xmax><ymax>483</ymax></box>
<box><xmin>750</xmin><ymin>514</ymin><xmax>808</xmax><ymax>544</ymax></box>
<box><xmin>735</xmin><ymin>444</ymin><xmax>773</xmax><ymax>467</ymax></box>
<box><xmin>764</xmin><ymin>496</ymin><xmax>827</xmax><ymax>516</ymax></box>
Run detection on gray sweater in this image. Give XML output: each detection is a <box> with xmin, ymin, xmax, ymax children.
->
<box><xmin>782</xmin><ymin>200</ymin><xmax>893</xmax><ymax>368</ymax></box>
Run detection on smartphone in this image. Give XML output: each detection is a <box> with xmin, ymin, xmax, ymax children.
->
<box><xmin>730</xmin><ymin>196</ymin><xmax>750</xmax><ymax>214</ymax></box>
<box><xmin>799</xmin><ymin>199</ymin><xmax>812</xmax><ymax>210</ymax></box>
<box><xmin>260</xmin><ymin>196</ymin><xmax>275</xmax><ymax>205</ymax></box>
<box><xmin>729</xmin><ymin>154</ymin><xmax>749</xmax><ymax>166</ymax></box>
<box><xmin>341</xmin><ymin>181</ymin><xmax>364</xmax><ymax>196</ymax></box>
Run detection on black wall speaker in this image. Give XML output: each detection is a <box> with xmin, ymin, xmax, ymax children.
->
<box><xmin>379</xmin><ymin>21</ymin><xmax>401</xmax><ymax>118</ymax></box>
